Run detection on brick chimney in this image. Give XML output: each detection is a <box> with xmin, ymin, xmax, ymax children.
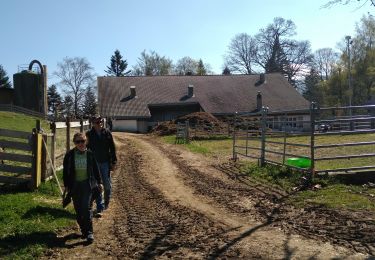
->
<box><xmin>259</xmin><ymin>73</ymin><xmax>265</xmax><ymax>84</ymax></box>
<box><xmin>188</xmin><ymin>84</ymin><xmax>194</xmax><ymax>97</ymax></box>
<box><xmin>130</xmin><ymin>86</ymin><xmax>136</xmax><ymax>97</ymax></box>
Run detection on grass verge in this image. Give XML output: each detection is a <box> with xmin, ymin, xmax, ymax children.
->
<box><xmin>0</xmin><ymin>111</ymin><xmax>50</xmax><ymax>132</ymax></box>
<box><xmin>0</xmin><ymin>171</ymin><xmax>75</xmax><ymax>259</ymax></box>
<box><xmin>162</xmin><ymin>134</ymin><xmax>375</xmax><ymax>212</ymax></box>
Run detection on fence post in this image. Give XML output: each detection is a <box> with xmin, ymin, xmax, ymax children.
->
<box><xmin>282</xmin><ymin>113</ymin><xmax>287</xmax><ymax>165</ymax></box>
<box><xmin>370</xmin><ymin>107</ymin><xmax>375</xmax><ymax>129</ymax></box>
<box><xmin>66</xmin><ymin>117</ymin><xmax>70</xmax><ymax>152</ymax></box>
<box><xmin>50</xmin><ymin>122</ymin><xmax>56</xmax><ymax>173</ymax></box>
<box><xmin>185</xmin><ymin>121</ymin><xmax>190</xmax><ymax>143</ymax></box>
<box><xmin>41</xmin><ymin>133</ymin><xmax>47</xmax><ymax>181</ymax></box>
<box><xmin>260</xmin><ymin>107</ymin><xmax>268</xmax><ymax>167</ymax></box>
<box><xmin>245</xmin><ymin>122</ymin><xmax>249</xmax><ymax>156</ymax></box>
<box><xmin>31</xmin><ymin>120</ymin><xmax>42</xmax><ymax>190</ymax></box>
<box><xmin>232</xmin><ymin>112</ymin><xmax>238</xmax><ymax>161</ymax></box>
<box><xmin>309</xmin><ymin>102</ymin><xmax>317</xmax><ymax>179</ymax></box>
<box><xmin>80</xmin><ymin>118</ymin><xmax>84</xmax><ymax>133</ymax></box>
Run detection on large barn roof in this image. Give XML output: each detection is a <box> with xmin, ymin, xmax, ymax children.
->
<box><xmin>98</xmin><ymin>73</ymin><xmax>310</xmax><ymax>118</ymax></box>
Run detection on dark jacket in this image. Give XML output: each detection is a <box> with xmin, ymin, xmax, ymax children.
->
<box><xmin>86</xmin><ymin>127</ymin><xmax>117</xmax><ymax>164</ymax></box>
<box><xmin>63</xmin><ymin>149</ymin><xmax>102</xmax><ymax>191</ymax></box>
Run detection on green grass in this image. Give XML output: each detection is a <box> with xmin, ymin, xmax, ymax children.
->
<box><xmin>0</xmin><ymin>171</ymin><xmax>75</xmax><ymax>260</ymax></box>
<box><xmin>291</xmin><ymin>184</ymin><xmax>375</xmax><ymax>211</ymax></box>
<box><xmin>0</xmin><ymin>111</ymin><xmax>50</xmax><ymax>132</ymax></box>
<box><xmin>162</xmin><ymin>134</ymin><xmax>375</xmax><ymax>212</ymax></box>
<box><xmin>239</xmin><ymin>162</ymin><xmax>375</xmax><ymax>211</ymax></box>
<box><xmin>162</xmin><ymin>135</ymin><xmax>233</xmax><ymax>158</ymax></box>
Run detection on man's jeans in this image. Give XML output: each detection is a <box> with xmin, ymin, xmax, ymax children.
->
<box><xmin>96</xmin><ymin>162</ymin><xmax>111</xmax><ymax>212</ymax></box>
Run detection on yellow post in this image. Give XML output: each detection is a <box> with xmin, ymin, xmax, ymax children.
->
<box><xmin>31</xmin><ymin>133</ymin><xmax>42</xmax><ymax>189</ymax></box>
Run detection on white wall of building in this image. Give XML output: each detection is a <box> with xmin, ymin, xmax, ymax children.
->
<box><xmin>113</xmin><ymin>120</ymin><xmax>138</xmax><ymax>132</ymax></box>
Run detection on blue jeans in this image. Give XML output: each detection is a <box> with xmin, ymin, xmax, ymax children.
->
<box><xmin>72</xmin><ymin>180</ymin><xmax>93</xmax><ymax>236</ymax></box>
<box><xmin>96</xmin><ymin>162</ymin><xmax>111</xmax><ymax>212</ymax></box>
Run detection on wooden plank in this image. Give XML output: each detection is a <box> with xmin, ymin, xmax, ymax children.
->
<box><xmin>0</xmin><ymin>140</ymin><xmax>32</xmax><ymax>151</ymax></box>
<box><xmin>0</xmin><ymin>152</ymin><xmax>33</xmax><ymax>163</ymax></box>
<box><xmin>0</xmin><ymin>129</ymin><xmax>31</xmax><ymax>139</ymax></box>
<box><xmin>0</xmin><ymin>175</ymin><xmax>30</xmax><ymax>184</ymax></box>
<box><xmin>32</xmin><ymin>133</ymin><xmax>42</xmax><ymax>189</ymax></box>
<box><xmin>0</xmin><ymin>164</ymin><xmax>32</xmax><ymax>174</ymax></box>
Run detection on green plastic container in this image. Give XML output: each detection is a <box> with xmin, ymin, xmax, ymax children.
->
<box><xmin>286</xmin><ymin>157</ymin><xmax>311</xmax><ymax>168</ymax></box>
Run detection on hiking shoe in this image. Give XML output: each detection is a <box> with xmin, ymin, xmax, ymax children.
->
<box><xmin>94</xmin><ymin>210</ymin><xmax>103</xmax><ymax>218</ymax></box>
<box><xmin>87</xmin><ymin>234</ymin><xmax>94</xmax><ymax>243</ymax></box>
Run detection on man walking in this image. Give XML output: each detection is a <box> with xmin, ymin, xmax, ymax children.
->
<box><xmin>86</xmin><ymin>115</ymin><xmax>117</xmax><ymax>217</ymax></box>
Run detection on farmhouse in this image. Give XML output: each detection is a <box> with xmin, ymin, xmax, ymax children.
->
<box><xmin>98</xmin><ymin>73</ymin><xmax>310</xmax><ymax>132</ymax></box>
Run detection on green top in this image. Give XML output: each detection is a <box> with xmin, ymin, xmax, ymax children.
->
<box><xmin>74</xmin><ymin>149</ymin><xmax>88</xmax><ymax>182</ymax></box>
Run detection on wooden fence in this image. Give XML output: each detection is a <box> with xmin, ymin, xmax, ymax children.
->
<box><xmin>49</xmin><ymin>118</ymin><xmax>90</xmax><ymax>173</ymax></box>
<box><xmin>0</xmin><ymin>117</ymin><xmax>91</xmax><ymax>190</ymax></box>
<box><xmin>0</xmin><ymin>127</ymin><xmax>41</xmax><ymax>189</ymax></box>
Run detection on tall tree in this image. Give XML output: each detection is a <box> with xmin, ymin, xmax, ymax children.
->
<box><xmin>54</xmin><ymin>57</ymin><xmax>95</xmax><ymax>118</ymax></box>
<box><xmin>323</xmin><ymin>0</ymin><xmax>375</xmax><ymax>9</ymax></box>
<box><xmin>313</xmin><ymin>48</ymin><xmax>339</xmax><ymax>80</ymax></box>
<box><xmin>196</xmin><ymin>59</ymin><xmax>207</xmax><ymax>75</ymax></box>
<box><xmin>61</xmin><ymin>95</ymin><xmax>74</xmax><ymax>118</ymax></box>
<box><xmin>321</xmin><ymin>14</ymin><xmax>375</xmax><ymax>106</ymax></box>
<box><xmin>81</xmin><ymin>86</ymin><xmax>97</xmax><ymax>117</ymax></box>
<box><xmin>174</xmin><ymin>56</ymin><xmax>198</xmax><ymax>75</ymax></box>
<box><xmin>222</xmin><ymin>66</ymin><xmax>231</xmax><ymax>75</ymax></box>
<box><xmin>0</xmin><ymin>65</ymin><xmax>12</xmax><ymax>88</ymax></box>
<box><xmin>254</xmin><ymin>17</ymin><xmax>313</xmax><ymax>85</ymax></box>
<box><xmin>303</xmin><ymin>68</ymin><xmax>323</xmax><ymax>103</ymax></box>
<box><xmin>225</xmin><ymin>33</ymin><xmax>256</xmax><ymax>74</ymax></box>
<box><xmin>264</xmin><ymin>35</ymin><xmax>288</xmax><ymax>73</ymax></box>
<box><xmin>105</xmin><ymin>49</ymin><xmax>131</xmax><ymax>76</ymax></box>
<box><xmin>133</xmin><ymin>50</ymin><xmax>173</xmax><ymax>76</ymax></box>
<box><xmin>47</xmin><ymin>84</ymin><xmax>62</xmax><ymax>119</ymax></box>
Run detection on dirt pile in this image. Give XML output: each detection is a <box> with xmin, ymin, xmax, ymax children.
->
<box><xmin>176</xmin><ymin>112</ymin><xmax>220</xmax><ymax>125</ymax></box>
<box><xmin>151</xmin><ymin>121</ymin><xmax>177</xmax><ymax>136</ymax></box>
<box><xmin>151</xmin><ymin>112</ymin><xmax>228</xmax><ymax>136</ymax></box>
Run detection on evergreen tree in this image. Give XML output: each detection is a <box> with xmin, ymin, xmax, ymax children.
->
<box><xmin>222</xmin><ymin>66</ymin><xmax>231</xmax><ymax>75</ymax></box>
<box><xmin>47</xmin><ymin>85</ymin><xmax>62</xmax><ymax>119</ymax></box>
<box><xmin>105</xmin><ymin>50</ymin><xmax>131</xmax><ymax>76</ymax></box>
<box><xmin>196</xmin><ymin>59</ymin><xmax>207</xmax><ymax>75</ymax></box>
<box><xmin>81</xmin><ymin>86</ymin><xmax>97</xmax><ymax>117</ymax></box>
<box><xmin>62</xmin><ymin>95</ymin><xmax>74</xmax><ymax>118</ymax></box>
<box><xmin>0</xmin><ymin>65</ymin><xmax>12</xmax><ymax>88</ymax></box>
<box><xmin>265</xmin><ymin>35</ymin><xmax>288</xmax><ymax>74</ymax></box>
<box><xmin>303</xmin><ymin>68</ymin><xmax>322</xmax><ymax>103</ymax></box>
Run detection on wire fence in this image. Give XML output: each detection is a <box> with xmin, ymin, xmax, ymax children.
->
<box><xmin>232</xmin><ymin>103</ymin><xmax>375</xmax><ymax>176</ymax></box>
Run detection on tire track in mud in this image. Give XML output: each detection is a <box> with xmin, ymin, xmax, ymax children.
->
<box><xmin>112</xmin><ymin>137</ymin><xmax>247</xmax><ymax>259</ymax></box>
<box><xmin>148</xmin><ymin>136</ymin><xmax>375</xmax><ymax>255</ymax></box>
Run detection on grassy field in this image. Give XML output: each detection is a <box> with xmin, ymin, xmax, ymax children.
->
<box><xmin>0</xmin><ymin>111</ymin><xmax>50</xmax><ymax>132</ymax></box>
<box><xmin>0</xmin><ymin>112</ymin><xmax>75</xmax><ymax>259</ymax></box>
<box><xmin>162</xmin><ymin>134</ymin><xmax>375</xmax><ymax>212</ymax></box>
<box><xmin>164</xmin><ymin>132</ymin><xmax>375</xmax><ymax>172</ymax></box>
<box><xmin>0</xmin><ymin>171</ymin><xmax>75</xmax><ymax>259</ymax></box>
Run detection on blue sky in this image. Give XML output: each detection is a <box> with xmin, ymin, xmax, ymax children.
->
<box><xmin>1</xmin><ymin>0</ymin><xmax>371</xmax><ymax>86</ymax></box>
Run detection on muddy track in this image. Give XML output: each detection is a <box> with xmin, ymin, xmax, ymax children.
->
<box><xmin>46</xmin><ymin>133</ymin><xmax>373</xmax><ymax>259</ymax></box>
<box><xmin>113</xmin><ymin>137</ymin><xmax>246</xmax><ymax>259</ymax></box>
<box><xmin>147</xmin><ymin>136</ymin><xmax>375</xmax><ymax>255</ymax></box>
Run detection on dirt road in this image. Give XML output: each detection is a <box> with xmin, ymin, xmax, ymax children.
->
<box><xmin>46</xmin><ymin>133</ymin><xmax>373</xmax><ymax>259</ymax></box>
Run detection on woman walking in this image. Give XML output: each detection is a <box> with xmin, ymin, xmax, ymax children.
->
<box><xmin>63</xmin><ymin>132</ymin><xmax>103</xmax><ymax>243</ymax></box>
